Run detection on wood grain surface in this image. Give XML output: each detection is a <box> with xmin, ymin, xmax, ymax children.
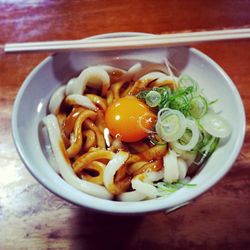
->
<box><xmin>0</xmin><ymin>0</ymin><xmax>250</xmax><ymax>249</ymax></box>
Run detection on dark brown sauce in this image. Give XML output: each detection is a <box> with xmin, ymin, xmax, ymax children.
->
<box><xmin>109</xmin><ymin>70</ymin><xmax>124</xmax><ymax>83</ymax></box>
<box><xmin>81</xmin><ymin>168</ymin><xmax>100</xmax><ymax>177</ymax></box>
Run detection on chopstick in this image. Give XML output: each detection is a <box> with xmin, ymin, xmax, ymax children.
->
<box><xmin>3</xmin><ymin>28</ymin><xmax>250</xmax><ymax>53</ymax></box>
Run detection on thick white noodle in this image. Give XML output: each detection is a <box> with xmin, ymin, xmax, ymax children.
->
<box><xmin>128</xmin><ymin>63</ymin><xmax>142</xmax><ymax>80</ymax></box>
<box><xmin>121</xmin><ymin>63</ymin><xmax>142</xmax><ymax>82</ymax></box>
<box><xmin>65</xmin><ymin>94</ymin><xmax>97</xmax><ymax>111</ymax></box>
<box><xmin>131</xmin><ymin>178</ymin><xmax>158</xmax><ymax>199</ymax></box>
<box><xmin>173</xmin><ymin>147</ymin><xmax>197</xmax><ymax>167</ymax></box>
<box><xmin>66</xmin><ymin>78</ymin><xmax>80</xmax><ymax>96</ymax></box>
<box><xmin>103</xmin><ymin>151</ymin><xmax>129</xmax><ymax>191</ymax></box>
<box><xmin>70</xmin><ymin>66</ymin><xmax>110</xmax><ymax>95</ymax></box>
<box><xmin>118</xmin><ymin>170</ymin><xmax>163</xmax><ymax>201</ymax></box>
<box><xmin>42</xmin><ymin>114</ymin><xmax>113</xmax><ymax>200</ymax></box>
<box><xmin>41</xmin><ymin>126</ymin><xmax>59</xmax><ymax>173</ymax></box>
<box><xmin>163</xmin><ymin>150</ymin><xmax>179</xmax><ymax>183</ymax></box>
<box><xmin>177</xmin><ymin>158</ymin><xmax>188</xmax><ymax>180</ymax></box>
<box><xmin>139</xmin><ymin>72</ymin><xmax>167</xmax><ymax>82</ymax></box>
<box><xmin>97</xmin><ymin>65</ymin><xmax>126</xmax><ymax>75</ymax></box>
<box><xmin>48</xmin><ymin>86</ymin><xmax>66</xmax><ymax>114</ymax></box>
<box><xmin>146</xmin><ymin>170</ymin><xmax>164</xmax><ymax>182</ymax></box>
<box><xmin>155</xmin><ymin>75</ymin><xmax>178</xmax><ymax>85</ymax></box>
<box><xmin>118</xmin><ymin>190</ymin><xmax>146</xmax><ymax>202</ymax></box>
<box><xmin>133</xmin><ymin>63</ymin><xmax>170</xmax><ymax>81</ymax></box>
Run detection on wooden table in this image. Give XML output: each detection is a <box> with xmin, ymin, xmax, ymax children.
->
<box><xmin>0</xmin><ymin>1</ymin><xmax>250</xmax><ymax>249</ymax></box>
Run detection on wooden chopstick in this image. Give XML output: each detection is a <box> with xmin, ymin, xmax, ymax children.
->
<box><xmin>3</xmin><ymin>28</ymin><xmax>250</xmax><ymax>53</ymax></box>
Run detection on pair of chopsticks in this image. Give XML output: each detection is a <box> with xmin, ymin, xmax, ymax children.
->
<box><xmin>3</xmin><ymin>28</ymin><xmax>250</xmax><ymax>53</ymax></box>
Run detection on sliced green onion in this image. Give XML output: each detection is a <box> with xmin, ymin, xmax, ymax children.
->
<box><xmin>145</xmin><ymin>90</ymin><xmax>161</xmax><ymax>107</ymax></box>
<box><xmin>158</xmin><ymin>87</ymin><xmax>171</xmax><ymax>109</ymax></box>
<box><xmin>208</xmin><ymin>99</ymin><xmax>218</xmax><ymax>106</ymax></box>
<box><xmin>178</xmin><ymin>75</ymin><xmax>198</xmax><ymax>92</ymax></box>
<box><xmin>154</xmin><ymin>180</ymin><xmax>196</xmax><ymax>195</ymax></box>
<box><xmin>156</xmin><ymin>108</ymin><xmax>187</xmax><ymax>142</ymax></box>
<box><xmin>169</xmin><ymin>95</ymin><xmax>189</xmax><ymax>114</ymax></box>
<box><xmin>195</xmin><ymin>136</ymin><xmax>220</xmax><ymax>165</ymax></box>
<box><xmin>189</xmin><ymin>96</ymin><xmax>208</xmax><ymax>118</ymax></box>
<box><xmin>200</xmin><ymin>136</ymin><xmax>219</xmax><ymax>156</ymax></box>
<box><xmin>167</xmin><ymin>87</ymin><xmax>194</xmax><ymax>116</ymax></box>
<box><xmin>172</xmin><ymin>119</ymin><xmax>200</xmax><ymax>151</ymax></box>
<box><xmin>200</xmin><ymin>113</ymin><xmax>231</xmax><ymax>138</ymax></box>
<box><xmin>136</xmin><ymin>89</ymin><xmax>149</xmax><ymax>100</ymax></box>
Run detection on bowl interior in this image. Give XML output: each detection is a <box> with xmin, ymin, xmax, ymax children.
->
<box><xmin>12</xmin><ymin>33</ymin><xmax>245</xmax><ymax>214</ymax></box>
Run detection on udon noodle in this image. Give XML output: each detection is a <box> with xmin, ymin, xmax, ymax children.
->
<box><xmin>42</xmin><ymin>61</ymin><xmax>231</xmax><ymax>201</ymax></box>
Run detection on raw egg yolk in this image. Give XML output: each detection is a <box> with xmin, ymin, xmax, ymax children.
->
<box><xmin>105</xmin><ymin>96</ymin><xmax>156</xmax><ymax>142</ymax></box>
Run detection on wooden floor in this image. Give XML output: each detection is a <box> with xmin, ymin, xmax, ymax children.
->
<box><xmin>0</xmin><ymin>0</ymin><xmax>250</xmax><ymax>249</ymax></box>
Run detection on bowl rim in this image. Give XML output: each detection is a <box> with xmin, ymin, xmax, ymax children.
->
<box><xmin>12</xmin><ymin>32</ymin><xmax>246</xmax><ymax>214</ymax></box>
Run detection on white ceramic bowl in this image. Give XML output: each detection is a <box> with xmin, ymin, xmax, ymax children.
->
<box><xmin>12</xmin><ymin>33</ymin><xmax>245</xmax><ymax>214</ymax></box>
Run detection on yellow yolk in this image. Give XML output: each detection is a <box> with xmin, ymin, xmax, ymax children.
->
<box><xmin>105</xmin><ymin>96</ymin><xmax>156</xmax><ymax>142</ymax></box>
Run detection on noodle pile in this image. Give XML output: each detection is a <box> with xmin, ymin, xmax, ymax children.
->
<box><xmin>43</xmin><ymin>63</ymin><xmax>190</xmax><ymax>201</ymax></box>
